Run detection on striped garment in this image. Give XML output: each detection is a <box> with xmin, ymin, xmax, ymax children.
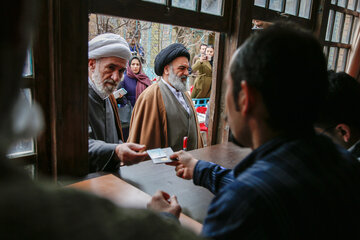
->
<box><xmin>194</xmin><ymin>133</ymin><xmax>360</xmax><ymax>240</ymax></box>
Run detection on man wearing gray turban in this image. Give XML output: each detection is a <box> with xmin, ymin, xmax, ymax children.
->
<box><xmin>88</xmin><ymin>33</ymin><xmax>147</xmax><ymax>172</ymax></box>
<box><xmin>128</xmin><ymin>43</ymin><xmax>203</xmax><ymax>151</ymax></box>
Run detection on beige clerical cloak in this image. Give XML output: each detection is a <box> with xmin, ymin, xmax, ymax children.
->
<box><xmin>127</xmin><ymin>81</ymin><xmax>203</xmax><ymax>151</ymax></box>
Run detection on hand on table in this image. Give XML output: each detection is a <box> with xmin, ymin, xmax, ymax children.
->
<box><xmin>115</xmin><ymin>143</ymin><xmax>148</xmax><ymax>166</ymax></box>
<box><xmin>147</xmin><ymin>190</ymin><xmax>182</xmax><ymax>219</ymax></box>
<box><xmin>166</xmin><ymin>150</ymin><xmax>199</xmax><ymax>180</ymax></box>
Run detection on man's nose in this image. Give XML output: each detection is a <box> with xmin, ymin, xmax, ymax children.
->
<box><xmin>184</xmin><ymin>68</ymin><xmax>189</xmax><ymax>76</ymax></box>
<box><xmin>111</xmin><ymin>71</ymin><xmax>120</xmax><ymax>82</ymax></box>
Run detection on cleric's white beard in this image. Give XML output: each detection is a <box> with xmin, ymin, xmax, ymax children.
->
<box><xmin>92</xmin><ymin>64</ymin><xmax>117</xmax><ymax>97</ymax></box>
<box><xmin>168</xmin><ymin>66</ymin><xmax>187</xmax><ymax>92</ymax></box>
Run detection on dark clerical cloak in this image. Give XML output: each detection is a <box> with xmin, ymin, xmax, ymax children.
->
<box><xmin>88</xmin><ymin>83</ymin><xmax>121</xmax><ymax>172</ymax></box>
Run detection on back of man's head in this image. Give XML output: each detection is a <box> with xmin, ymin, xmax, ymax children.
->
<box><xmin>230</xmin><ymin>22</ymin><xmax>328</xmax><ymax>132</ymax></box>
<box><xmin>316</xmin><ymin>71</ymin><xmax>360</xmax><ymax>135</ymax></box>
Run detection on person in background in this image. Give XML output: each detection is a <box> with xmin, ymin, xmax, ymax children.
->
<box><xmin>192</xmin><ymin>43</ymin><xmax>208</xmax><ymax>65</ymax></box>
<box><xmin>88</xmin><ymin>33</ymin><xmax>147</xmax><ymax>172</ymax></box>
<box><xmin>148</xmin><ymin>22</ymin><xmax>360</xmax><ymax>239</ymax></box>
<box><xmin>191</xmin><ymin>45</ymin><xmax>214</xmax><ymax>99</ymax></box>
<box><xmin>118</xmin><ymin>56</ymin><xmax>151</xmax><ymax>140</ymax></box>
<box><xmin>0</xmin><ymin>1</ymin><xmax>203</xmax><ymax>239</ymax></box>
<box><xmin>128</xmin><ymin>43</ymin><xmax>203</xmax><ymax>152</ymax></box>
<box><xmin>120</xmin><ymin>56</ymin><xmax>152</xmax><ymax>107</ymax></box>
<box><xmin>315</xmin><ymin>70</ymin><xmax>360</xmax><ymax>160</ymax></box>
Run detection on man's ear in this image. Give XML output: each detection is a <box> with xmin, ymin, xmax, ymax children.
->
<box><xmin>238</xmin><ymin>81</ymin><xmax>254</xmax><ymax>116</ymax></box>
<box><xmin>164</xmin><ymin>65</ymin><xmax>170</xmax><ymax>75</ymax></box>
<box><xmin>335</xmin><ymin>123</ymin><xmax>351</xmax><ymax>143</ymax></box>
<box><xmin>88</xmin><ymin>59</ymin><xmax>96</xmax><ymax>73</ymax></box>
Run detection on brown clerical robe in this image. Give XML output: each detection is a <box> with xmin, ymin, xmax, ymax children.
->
<box><xmin>127</xmin><ymin>81</ymin><xmax>203</xmax><ymax>151</ymax></box>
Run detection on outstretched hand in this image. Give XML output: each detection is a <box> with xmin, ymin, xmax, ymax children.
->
<box><xmin>147</xmin><ymin>190</ymin><xmax>182</xmax><ymax>219</ymax></box>
<box><xmin>166</xmin><ymin>150</ymin><xmax>198</xmax><ymax>180</ymax></box>
<box><xmin>114</xmin><ymin>143</ymin><xmax>148</xmax><ymax>165</ymax></box>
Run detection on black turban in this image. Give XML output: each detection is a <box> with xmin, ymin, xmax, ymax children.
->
<box><xmin>154</xmin><ymin>43</ymin><xmax>190</xmax><ymax>76</ymax></box>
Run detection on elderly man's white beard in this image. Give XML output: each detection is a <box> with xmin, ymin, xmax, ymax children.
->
<box><xmin>91</xmin><ymin>62</ymin><xmax>117</xmax><ymax>97</ymax></box>
<box><xmin>168</xmin><ymin>66</ymin><xmax>187</xmax><ymax>92</ymax></box>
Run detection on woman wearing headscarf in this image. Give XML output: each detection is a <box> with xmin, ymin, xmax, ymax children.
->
<box><xmin>118</xmin><ymin>56</ymin><xmax>151</xmax><ymax>141</ymax></box>
<box><xmin>120</xmin><ymin>56</ymin><xmax>152</xmax><ymax>107</ymax></box>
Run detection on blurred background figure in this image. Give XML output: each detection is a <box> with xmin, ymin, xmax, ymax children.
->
<box><xmin>118</xmin><ymin>56</ymin><xmax>151</xmax><ymax>140</ymax></box>
<box><xmin>191</xmin><ymin>45</ymin><xmax>214</xmax><ymax>99</ymax></box>
<box><xmin>315</xmin><ymin>70</ymin><xmax>360</xmax><ymax>160</ymax></box>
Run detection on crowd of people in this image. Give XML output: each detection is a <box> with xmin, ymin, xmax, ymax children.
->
<box><xmin>2</xmin><ymin>1</ymin><xmax>360</xmax><ymax>238</ymax></box>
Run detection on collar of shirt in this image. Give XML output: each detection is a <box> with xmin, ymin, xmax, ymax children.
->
<box><xmin>88</xmin><ymin>77</ymin><xmax>109</xmax><ymax>100</ymax></box>
<box><xmin>161</xmin><ymin>78</ymin><xmax>190</xmax><ymax>114</ymax></box>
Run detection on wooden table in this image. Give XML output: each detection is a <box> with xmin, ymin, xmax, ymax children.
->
<box><xmin>68</xmin><ymin>142</ymin><xmax>251</xmax><ymax>234</ymax></box>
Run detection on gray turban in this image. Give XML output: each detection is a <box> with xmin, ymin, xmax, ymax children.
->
<box><xmin>88</xmin><ymin>33</ymin><xmax>131</xmax><ymax>60</ymax></box>
<box><xmin>154</xmin><ymin>43</ymin><xmax>190</xmax><ymax>76</ymax></box>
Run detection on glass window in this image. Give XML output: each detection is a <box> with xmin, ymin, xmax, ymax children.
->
<box><xmin>298</xmin><ymin>0</ymin><xmax>312</xmax><ymax>19</ymax></box>
<box><xmin>341</xmin><ymin>14</ymin><xmax>353</xmax><ymax>44</ymax></box>
<box><xmin>172</xmin><ymin>0</ymin><xmax>197</xmax><ymax>11</ymax></box>
<box><xmin>142</xmin><ymin>0</ymin><xmax>166</xmax><ymax>4</ymax></box>
<box><xmin>331</xmin><ymin>0</ymin><xmax>337</xmax><ymax>4</ymax></box>
<box><xmin>22</xmin><ymin>49</ymin><xmax>33</xmax><ymax>77</ymax></box>
<box><xmin>254</xmin><ymin>0</ymin><xmax>266</xmax><ymax>7</ymax></box>
<box><xmin>325</xmin><ymin>10</ymin><xmax>335</xmax><ymax>41</ymax></box>
<box><xmin>327</xmin><ymin>47</ymin><xmax>338</xmax><ymax>70</ymax></box>
<box><xmin>357</xmin><ymin>1</ymin><xmax>360</xmax><ymax>12</ymax></box>
<box><xmin>337</xmin><ymin>0</ymin><xmax>346</xmax><ymax>8</ymax></box>
<box><xmin>351</xmin><ymin>17</ymin><xmax>359</xmax><ymax>44</ymax></box>
<box><xmin>7</xmin><ymin>89</ymin><xmax>35</xmax><ymax>158</ymax></box>
<box><xmin>323</xmin><ymin>46</ymin><xmax>329</xmax><ymax>57</ymax></box>
<box><xmin>269</xmin><ymin>0</ymin><xmax>283</xmax><ymax>11</ymax></box>
<box><xmin>285</xmin><ymin>0</ymin><xmax>298</xmax><ymax>15</ymax></box>
<box><xmin>347</xmin><ymin>0</ymin><xmax>357</xmax><ymax>10</ymax></box>
<box><xmin>336</xmin><ymin>48</ymin><xmax>348</xmax><ymax>72</ymax></box>
<box><xmin>201</xmin><ymin>0</ymin><xmax>223</xmax><ymax>16</ymax></box>
<box><xmin>331</xmin><ymin>12</ymin><xmax>344</xmax><ymax>42</ymax></box>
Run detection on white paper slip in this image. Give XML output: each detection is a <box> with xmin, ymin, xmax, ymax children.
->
<box><xmin>147</xmin><ymin>147</ymin><xmax>174</xmax><ymax>164</ymax></box>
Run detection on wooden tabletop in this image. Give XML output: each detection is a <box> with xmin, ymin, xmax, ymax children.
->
<box><xmin>68</xmin><ymin>142</ymin><xmax>252</xmax><ymax>234</ymax></box>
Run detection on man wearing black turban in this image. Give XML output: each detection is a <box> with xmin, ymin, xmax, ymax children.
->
<box><xmin>128</xmin><ymin>43</ymin><xmax>203</xmax><ymax>151</ymax></box>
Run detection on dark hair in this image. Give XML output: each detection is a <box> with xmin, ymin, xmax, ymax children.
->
<box><xmin>206</xmin><ymin>45</ymin><xmax>214</xmax><ymax>50</ymax></box>
<box><xmin>200</xmin><ymin>43</ymin><xmax>208</xmax><ymax>48</ymax></box>
<box><xmin>129</xmin><ymin>56</ymin><xmax>141</xmax><ymax>66</ymax></box>
<box><xmin>230</xmin><ymin>21</ymin><xmax>328</xmax><ymax>132</ymax></box>
<box><xmin>316</xmin><ymin>71</ymin><xmax>360</xmax><ymax>130</ymax></box>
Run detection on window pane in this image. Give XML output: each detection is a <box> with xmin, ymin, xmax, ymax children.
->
<box><xmin>327</xmin><ymin>47</ymin><xmax>338</xmax><ymax>70</ymax></box>
<box><xmin>254</xmin><ymin>0</ymin><xmax>266</xmax><ymax>7</ymax></box>
<box><xmin>351</xmin><ymin>17</ymin><xmax>359</xmax><ymax>44</ymax></box>
<box><xmin>347</xmin><ymin>0</ymin><xmax>356</xmax><ymax>10</ymax></box>
<box><xmin>172</xmin><ymin>0</ymin><xmax>197</xmax><ymax>11</ymax></box>
<box><xmin>22</xmin><ymin>48</ymin><xmax>33</xmax><ymax>77</ymax></box>
<box><xmin>298</xmin><ymin>0</ymin><xmax>312</xmax><ymax>19</ymax></box>
<box><xmin>336</xmin><ymin>48</ymin><xmax>348</xmax><ymax>72</ymax></box>
<box><xmin>7</xmin><ymin>89</ymin><xmax>35</xmax><ymax>157</ymax></box>
<box><xmin>269</xmin><ymin>0</ymin><xmax>283</xmax><ymax>11</ymax></box>
<box><xmin>337</xmin><ymin>0</ymin><xmax>346</xmax><ymax>7</ymax></box>
<box><xmin>285</xmin><ymin>0</ymin><xmax>298</xmax><ymax>15</ymax></box>
<box><xmin>331</xmin><ymin>0</ymin><xmax>337</xmax><ymax>4</ymax></box>
<box><xmin>323</xmin><ymin>46</ymin><xmax>329</xmax><ymax>57</ymax></box>
<box><xmin>325</xmin><ymin>10</ymin><xmax>335</xmax><ymax>41</ymax></box>
<box><xmin>142</xmin><ymin>0</ymin><xmax>165</xmax><ymax>4</ymax></box>
<box><xmin>357</xmin><ymin>1</ymin><xmax>360</xmax><ymax>12</ymax></box>
<box><xmin>201</xmin><ymin>0</ymin><xmax>223</xmax><ymax>16</ymax></box>
<box><xmin>331</xmin><ymin>12</ymin><xmax>344</xmax><ymax>42</ymax></box>
<box><xmin>341</xmin><ymin>14</ymin><xmax>353</xmax><ymax>44</ymax></box>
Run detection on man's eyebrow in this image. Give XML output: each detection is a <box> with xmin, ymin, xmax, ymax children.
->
<box><xmin>177</xmin><ymin>64</ymin><xmax>189</xmax><ymax>68</ymax></box>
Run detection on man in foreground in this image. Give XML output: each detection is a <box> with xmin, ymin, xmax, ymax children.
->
<box><xmin>148</xmin><ymin>22</ymin><xmax>360</xmax><ymax>239</ymax></box>
<box><xmin>88</xmin><ymin>33</ymin><xmax>147</xmax><ymax>172</ymax></box>
<box><xmin>128</xmin><ymin>43</ymin><xmax>203</xmax><ymax>151</ymax></box>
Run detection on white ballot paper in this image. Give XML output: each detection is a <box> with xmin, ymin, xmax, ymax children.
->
<box><xmin>147</xmin><ymin>147</ymin><xmax>174</xmax><ymax>164</ymax></box>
